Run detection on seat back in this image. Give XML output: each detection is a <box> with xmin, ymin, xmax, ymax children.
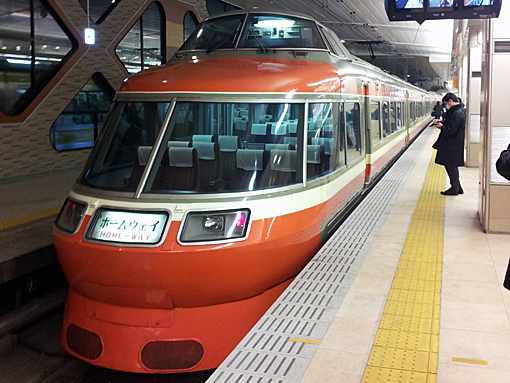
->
<box><xmin>307</xmin><ymin>144</ymin><xmax>326</xmax><ymax>179</ymax></box>
<box><xmin>162</xmin><ymin>147</ymin><xmax>199</xmax><ymax>191</ymax></box>
<box><xmin>260</xmin><ymin>149</ymin><xmax>297</xmax><ymax>187</ymax></box>
<box><xmin>192</xmin><ymin>142</ymin><xmax>221</xmax><ymax>191</ymax></box>
<box><xmin>231</xmin><ymin>149</ymin><xmax>266</xmax><ymax>191</ymax></box>
<box><xmin>130</xmin><ymin>146</ymin><xmax>153</xmax><ymax>188</ymax></box>
<box><xmin>268</xmin><ymin>121</ymin><xmax>288</xmax><ymax>143</ymax></box>
<box><xmin>218</xmin><ymin>136</ymin><xmax>240</xmax><ymax>188</ymax></box>
<box><xmin>249</xmin><ymin>123</ymin><xmax>270</xmax><ymax>144</ymax></box>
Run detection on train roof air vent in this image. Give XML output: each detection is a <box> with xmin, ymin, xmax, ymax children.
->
<box><xmin>293</xmin><ymin>51</ymin><xmax>309</xmax><ymax>58</ymax></box>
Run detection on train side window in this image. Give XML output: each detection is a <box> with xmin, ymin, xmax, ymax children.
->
<box><xmin>344</xmin><ymin>102</ymin><xmax>362</xmax><ymax>163</ymax></box>
<box><xmin>382</xmin><ymin>102</ymin><xmax>390</xmax><ymax>138</ymax></box>
<box><xmin>308</xmin><ymin>102</ymin><xmax>341</xmax><ymax>178</ymax></box>
<box><xmin>397</xmin><ymin>102</ymin><xmax>403</xmax><ymax>131</ymax></box>
<box><xmin>370</xmin><ymin>102</ymin><xmax>381</xmax><ymax>145</ymax></box>
<box><xmin>390</xmin><ymin>102</ymin><xmax>396</xmax><ymax>134</ymax></box>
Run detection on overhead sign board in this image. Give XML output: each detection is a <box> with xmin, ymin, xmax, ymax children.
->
<box><xmin>386</xmin><ymin>0</ymin><xmax>502</xmax><ymax>23</ymax></box>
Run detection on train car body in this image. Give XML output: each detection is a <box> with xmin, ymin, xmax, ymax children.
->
<box><xmin>53</xmin><ymin>11</ymin><xmax>435</xmax><ymax>373</ymax></box>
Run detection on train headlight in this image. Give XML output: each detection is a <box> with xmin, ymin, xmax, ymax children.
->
<box><xmin>55</xmin><ymin>198</ymin><xmax>87</xmax><ymax>234</ymax></box>
<box><xmin>203</xmin><ymin>215</ymin><xmax>224</xmax><ymax>231</ymax></box>
<box><xmin>179</xmin><ymin>209</ymin><xmax>250</xmax><ymax>244</ymax></box>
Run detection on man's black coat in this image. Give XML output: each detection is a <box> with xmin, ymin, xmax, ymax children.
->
<box><xmin>434</xmin><ymin>104</ymin><xmax>465</xmax><ymax>167</ymax></box>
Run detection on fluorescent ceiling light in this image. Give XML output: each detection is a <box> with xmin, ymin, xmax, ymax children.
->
<box><xmin>254</xmin><ymin>19</ymin><xmax>295</xmax><ymax>28</ymax></box>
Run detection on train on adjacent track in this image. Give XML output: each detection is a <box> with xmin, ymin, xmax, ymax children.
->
<box><xmin>53</xmin><ymin>10</ymin><xmax>436</xmax><ymax>374</ymax></box>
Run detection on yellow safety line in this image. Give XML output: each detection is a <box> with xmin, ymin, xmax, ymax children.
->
<box><xmin>288</xmin><ymin>338</ymin><xmax>321</xmax><ymax>345</ymax></box>
<box><xmin>452</xmin><ymin>357</ymin><xmax>488</xmax><ymax>366</ymax></box>
<box><xmin>0</xmin><ymin>207</ymin><xmax>61</xmax><ymax>231</ymax></box>
<box><xmin>361</xmin><ymin>152</ymin><xmax>445</xmax><ymax>383</ymax></box>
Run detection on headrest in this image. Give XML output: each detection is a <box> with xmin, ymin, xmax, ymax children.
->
<box><xmin>192</xmin><ymin>135</ymin><xmax>213</xmax><ymax>143</ymax></box>
<box><xmin>137</xmin><ymin>146</ymin><xmax>153</xmax><ymax>165</ymax></box>
<box><xmin>169</xmin><ymin>147</ymin><xmax>194</xmax><ymax>168</ymax></box>
<box><xmin>193</xmin><ymin>142</ymin><xmax>216</xmax><ymax>160</ymax></box>
<box><xmin>218</xmin><ymin>136</ymin><xmax>238</xmax><ymax>152</ymax></box>
<box><xmin>176</xmin><ymin>110</ymin><xmax>187</xmax><ymax>124</ymax></box>
<box><xmin>288</xmin><ymin>121</ymin><xmax>298</xmax><ymax>134</ymax></box>
<box><xmin>265</xmin><ymin>144</ymin><xmax>290</xmax><ymax>151</ymax></box>
<box><xmin>307</xmin><ymin>145</ymin><xmax>322</xmax><ymax>164</ymax></box>
<box><xmin>167</xmin><ymin>141</ymin><xmax>189</xmax><ymax>148</ymax></box>
<box><xmin>233</xmin><ymin>117</ymin><xmax>248</xmax><ymax>131</ymax></box>
<box><xmin>250</xmin><ymin>123</ymin><xmax>268</xmax><ymax>136</ymax></box>
<box><xmin>236</xmin><ymin>149</ymin><xmax>264</xmax><ymax>171</ymax></box>
<box><xmin>269</xmin><ymin>122</ymin><xmax>288</xmax><ymax>135</ymax></box>
<box><xmin>269</xmin><ymin>149</ymin><xmax>296</xmax><ymax>172</ymax></box>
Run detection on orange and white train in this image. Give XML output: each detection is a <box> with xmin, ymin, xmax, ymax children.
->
<box><xmin>53</xmin><ymin>10</ymin><xmax>436</xmax><ymax>374</ymax></box>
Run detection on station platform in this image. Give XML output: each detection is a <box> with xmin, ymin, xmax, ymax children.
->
<box><xmin>208</xmin><ymin>126</ymin><xmax>510</xmax><ymax>383</ymax></box>
<box><xmin>0</xmin><ymin>168</ymin><xmax>79</xmax><ymax>262</ymax></box>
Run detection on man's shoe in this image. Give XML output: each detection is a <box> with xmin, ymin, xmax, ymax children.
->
<box><xmin>441</xmin><ymin>188</ymin><xmax>458</xmax><ymax>196</ymax></box>
<box><xmin>458</xmin><ymin>186</ymin><xmax>464</xmax><ymax>194</ymax></box>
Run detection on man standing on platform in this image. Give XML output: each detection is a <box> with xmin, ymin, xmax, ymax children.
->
<box><xmin>432</xmin><ymin>92</ymin><xmax>465</xmax><ymax>196</ymax></box>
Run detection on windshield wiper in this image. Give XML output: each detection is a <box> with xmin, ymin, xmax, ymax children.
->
<box><xmin>253</xmin><ymin>35</ymin><xmax>268</xmax><ymax>53</ymax></box>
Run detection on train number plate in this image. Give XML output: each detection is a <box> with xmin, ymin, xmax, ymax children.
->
<box><xmin>86</xmin><ymin>209</ymin><xmax>169</xmax><ymax>245</ymax></box>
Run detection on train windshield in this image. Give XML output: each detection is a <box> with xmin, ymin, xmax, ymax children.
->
<box><xmin>238</xmin><ymin>14</ymin><xmax>326</xmax><ymax>50</ymax></box>
<box><xmin>179</xmin><ymin>13</ymin><xmax>326</xmax><ymax>52</ymax></box>
<box><xmin>78</xmin><ymin>101</ymin><xmax>346</xmax><ymax>194</ymax></box>
<box><xmin>79</xmin><ymin>102</ymin><xmax>171</xmax><ymax>192</ymax></box>
<box><xmin>180</xmin><ymin>14</ymin><xmax>245</xmax><ymax>52</ymax></box>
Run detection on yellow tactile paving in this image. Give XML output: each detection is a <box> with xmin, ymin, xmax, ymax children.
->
<box><xmin>361</xmin><ymin>152</ymin><xmax>445</xmax><ymax>383</ymax></box>
<box><xmin>0</xmin><ymin>206</ymin><xmax>61</xmax><ymax>231</ymax></box>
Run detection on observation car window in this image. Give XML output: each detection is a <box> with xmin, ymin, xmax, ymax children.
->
<box><xmin>179</xmin><ymin>14</ymin><xmax>245</xmax><ymax>51</ymax></box>
<box><xmin>141</xmin><ymin>102</ymin><xmax>303</xmax><ymax>193</ymax></box>
<box><xmin>308</xmin><ymin>103</ymin><xmax>341</xmax><ymax>179</ymax></box>
<box><xmin>344</xmin><ymin>102</ymin><xmax>362</xmax><ymax>163</ymax></box>
<box><xmin>238</xmin><ymin>14</ymin><xmax>327</xmax><ymax>50</ymax></box>
<box><xmin>370</xmin><ymin>102</ymin><xmax>381</xmax><ymax>145</ymax></box>
<box><xmin>78</xmin><ymin>102</ymin><xmax>171</xmax><ymax>191</ymax></box>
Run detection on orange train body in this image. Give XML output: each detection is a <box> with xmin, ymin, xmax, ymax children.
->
<box><xmin>53</xmin><ymin>10</ymin><xmax>435</xmax><ymax>374</ymax></box>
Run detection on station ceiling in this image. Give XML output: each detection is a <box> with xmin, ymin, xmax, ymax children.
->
<box><xmin>227</xmin><ymin>0</ymin><xmax>455</xmax><ymax>91</ymax></box>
